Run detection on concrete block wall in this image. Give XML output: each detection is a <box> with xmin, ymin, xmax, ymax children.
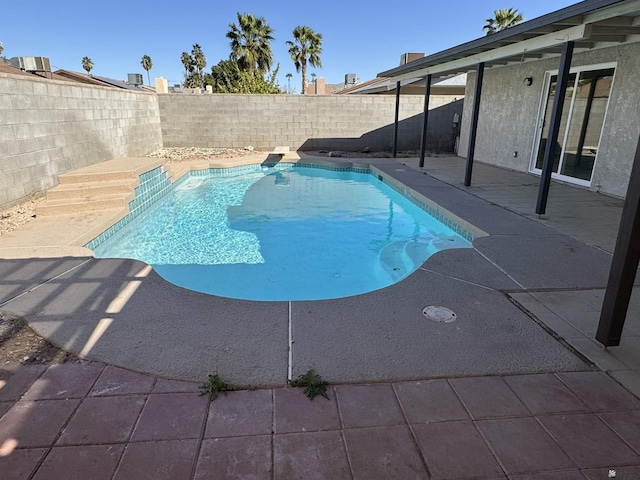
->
<box><xmin>0</xmin><ymin>72</ymin><xmax>162</xmax><ymax>209</ymax></box>
<box><xmin>158</xmin><ymin>94</ymin><xmax>462</xmax><ymax>153</ymax></box>
<box><xmin>1</xmin><ymin>72</ymin><xmax>462</xmax><ymax>209</ymax></box>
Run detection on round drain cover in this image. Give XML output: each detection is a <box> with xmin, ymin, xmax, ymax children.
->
<box><xmin>422</xmin><ymin>306</ymin><xmax>457</xmax><ymax>323</ymax></box>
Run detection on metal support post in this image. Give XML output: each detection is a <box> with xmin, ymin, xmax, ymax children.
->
<box><xmin>419</xmin><ymin>74</ymin><xmax>432</xmax><ymax>168</ymax></box>
<box><xmin>464</xmin><ymin>63</ymin><xmax>484</xmax><ymax>187</ymax></box>
<box><xmin>596</xmin><ymin>132</ymin><xmax>640</xmax><ymax>346</ymax></box>
<box><xmin>535</xmin><ymin>41</ymin><xmax>574</xmax><ymax>214</ymax></box>
<box><xmin>392</xmin><ymin>81</ymin><xmax>401</xmax><ymax>158</ymax></box>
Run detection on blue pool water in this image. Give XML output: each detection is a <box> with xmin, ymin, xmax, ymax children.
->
<box><xmin>92</xmin><ymin>165</ymin><xmax>472</xmax><ymax>301</ymax></box>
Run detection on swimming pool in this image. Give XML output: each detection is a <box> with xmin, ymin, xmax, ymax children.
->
<box><xmin>91</xmin><ymin>164</ymin><xmax>472</xmax><ymax>301</ymax></box>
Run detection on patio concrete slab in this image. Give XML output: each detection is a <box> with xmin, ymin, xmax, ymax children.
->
<box><xmin>0</xmin><ymin>257</ymin><xmax>289</xmax><ymax>386</ymax></box>
<box><xmin>422</xmin><ymin>247</ymin><xmax>521</xmax><ymax>291</ymax></box>
<box><xmin>0</xmin><ymin>257</ymin><xmax>90</xmax><ymax>304</ymax></box>
<box><xmin>447</xmin><ymin>204</ymin><xmax>559</xmax><ymax>235</ymax></box>
<box><xmin>291</xmin><ymin>268</ymin><xmax>589</xmax><ymax>384</ymax></box>
<box><xmin>473</xmin><ymin>234</ymin><xmax>612</xmax><ymax>289</ymax></box>
<box><xmin>400</xmin><ymin>155</ymin><xmax>625</xmax><ymax>253</ymax></box>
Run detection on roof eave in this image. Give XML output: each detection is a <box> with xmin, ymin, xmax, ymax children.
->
<box><xmin>377</xmin><ymin>0</ymin><xmax>630</xmax><ymax>79</ymax></box>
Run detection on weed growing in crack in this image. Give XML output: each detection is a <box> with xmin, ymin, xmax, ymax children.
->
<box><xmin>199</xmin><ymin>374</ymin><xmax>238</xmax><ymax>401</ymax></box>
<box><xmin>290</xmin><ymin>369</ymin><xmax>329</xmax><ymax>400</ymax></box>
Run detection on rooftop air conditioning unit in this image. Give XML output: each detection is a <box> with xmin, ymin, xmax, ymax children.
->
<box><xmin>345</xmin><ymin>73</ymin><xmax>357</xmax><ymax>85</ymax></box>
<box><xmin>9</xmin><ymin>56</ymin><xmax>51</xmax><ymax>72</ymax></box>
<box><xmin>128</xmin><ymin>73</ymin><xmax>144</xmax><ymax>86</ymax></box>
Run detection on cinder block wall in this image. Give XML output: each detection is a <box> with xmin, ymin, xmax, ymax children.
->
<box><xmin>158</xmin><ymin>94</ymin><xmax>462</xmax><ymax>152</ymax></box>
<box><xmin>0</xmin><ymin>72</ymin><xmax>162</xmax><ymax>208</ymax></box>
<box><xmin>1</xmin><ymin>72</ymin><xmax>462</xmax><ymax>210</ymax></box>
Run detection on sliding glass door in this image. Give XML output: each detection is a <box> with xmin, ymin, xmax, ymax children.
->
<box><xmin>531</xmin><ymin>65</ymin><xmax>615</xmax><ymax>185</ymax></box>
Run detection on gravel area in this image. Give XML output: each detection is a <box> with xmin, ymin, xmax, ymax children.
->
<box><xmin>0</xmin><ymin>197</ymin><xmax>43</xmax><ymax>236</ymax></box>
<box><xmin>147</xmin><ymin>146</ymin><xmax>258</xmax><ymax>163</ymax></box>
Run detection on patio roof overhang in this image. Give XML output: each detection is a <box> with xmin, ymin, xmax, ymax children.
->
<box><xmin>377</xmin><ymin>0</ymin><xmax>640</xmax><ymax>349</ymax></box>
<box><xmin>377</xmin><ymin>0</ymin><xmax>640</xmax><ymax>82</ymax></box>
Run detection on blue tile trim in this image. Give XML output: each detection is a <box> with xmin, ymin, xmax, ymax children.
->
<box><xmin>374</xmin><ymin>172</ymin><xmax>476</xmax><ymax>242</ymax></box>
<box><xmin>85</xmin><ymin>166</ymin><xmax>172</xmax><ymax>250</ymax></box>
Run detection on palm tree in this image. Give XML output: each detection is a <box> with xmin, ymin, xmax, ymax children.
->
<box><xmin>81</xmin><ymin>56</ymin><xmax>93</xmax><ymax>74</ymax></box>
<box><xmin>226</xmin><ymin>12</ymin><xmax>275</xmax><ymax>74</ymax></box>
<box><xmin>483</xmin><ymin>8</ymin><xmax>524</xmax><ymax>35</ymax></box>
<box><xmin>141</xmin><ymin>55</ymin><xmax>153</xmax><ymax>86</ymax></box>
<box><xmin>181</xmin><ymin>51</ymin><xmax>193</xmax><ymax>75</ymax></box>
<box><xmin>286</xmin><ymin>26</ymin><xmax>323</xmax><ymax>95</ymax></box>
<box><xmin>191</xmin><ymin>44</ymin><xmax>206</xmax><ymax>87</ymax></box>
<box><xmin>286</xmin><ymin>72</ymin><xmax>293</xmax><ymax>93</ymax></box>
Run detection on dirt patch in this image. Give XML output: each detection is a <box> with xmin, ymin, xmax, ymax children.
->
<box><xmin>0</xmin><ymin>311</ymin><xmax>81</xmax><ymax>366</ymax></box>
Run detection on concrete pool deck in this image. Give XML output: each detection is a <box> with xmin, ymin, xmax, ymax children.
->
<box><xmin>2</xmin><ymin>153</ymin><xmax>640</xmax><ymax>478</ymax></box>
<box><xmin>1</xmin><ymin>152</ymin><xmax>621</xmax><ymax>384</ymax></box>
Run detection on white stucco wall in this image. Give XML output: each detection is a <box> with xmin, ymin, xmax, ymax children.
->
<box><xmin>458</xmin><ymin>42</ymin><xmax>640</xmax><ymax>198</ymax></box>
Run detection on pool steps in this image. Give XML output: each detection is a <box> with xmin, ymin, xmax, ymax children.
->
<box><xmin>36</xmin><ymin>157</ymin><xmax>164</xmax><ymax>216</ymax></box>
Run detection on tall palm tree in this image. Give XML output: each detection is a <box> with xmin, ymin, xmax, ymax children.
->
<box><xmin>286</xmin><ymin>26</ymin><xmax>323</xmax><ymax>95</ymax></box>
<box><xmin>141</xmin><ymin>55</ymin><xmax>153</xmax><ymax>86</ymax></box>
<box><xmin>483</xmin><ymin>8</ymin><xmax>524</xmax><ymax>35</ymax></box>
<box><xmin>226</xmin><ymin>12</ymin><xmax>275</xmax><ymax>75</ymax></box>
<box><xmin>81</xmin><ymin>56</ymin><xmax>93</xmax><ymax>74</ymax></box>
<box><xmin>191</xmin><ymin>44</ymin><xmax>206</xmax><ymax>87</ymax></box>
<box><xmin>181</xmin><ymin>51</ymin><xmax>193</xmax><ymax>75</ymax></box>
<box><xmin>286</xmin><ymin>72</ymin><xmax>293</xmax><ymax>93</ymax></box>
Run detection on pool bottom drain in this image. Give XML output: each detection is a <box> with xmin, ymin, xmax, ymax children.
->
<box><xmin>422</xmin><ymin>306</ymin><xmax>457</xmax><ymax>323</ymax></box>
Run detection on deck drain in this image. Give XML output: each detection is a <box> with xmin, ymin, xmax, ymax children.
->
<box><xmin>422</xmin><ymin>306</ymin><xmax>457</xmax><ymax>323</ymax></box>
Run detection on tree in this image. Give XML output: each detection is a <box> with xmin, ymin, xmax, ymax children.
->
<box><xmin>226</xmin><ymin>12</ymin><xmax>275</xmax><ymax>75</ymax></box>
<box><xmin>286</xmin><ymin>26</ymin><xmax>323</xmax><ymax>95</ymax></box>
<box><xmin>181</xmin><ymin>51</ymin><xmax>193</xmax><ymax>75</ymax></box>
<box><xmin>192</xmin><ymin>44</ymin><xmax>206</xmax><ymax>84</ymax></box>
<box><xmin>205</xmin><ymin>59</ymin><xmax>281</xmax><ymax>94</ymax></box>
<box><xmin>483</xmin><ymin>8</ymin><xmax>524</xmax><ymax>35</ymax></box>
<box><xmin>141</xmin><ymin>55</ymin><xmax>153</xmax><ymax>86</ymax></box>
<box><xmin>180</xmin><ymin>45</ymin><xmax>206</xmax><ymax>88</ymax></box>
<box><xmin>285</xmin><ymin>73</ymin><xmax>293</xmax><ymax>94</ymax></box>
<box><xmin>81</xmin><ymin>56</ymin><xmax>93</xmax><ymax>74</ymax></box>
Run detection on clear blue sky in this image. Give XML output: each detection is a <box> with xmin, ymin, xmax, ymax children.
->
<box><xmin>2</xmin><ymin>0</ymin><xmax>576</xmax><ymax>91</ymax></box>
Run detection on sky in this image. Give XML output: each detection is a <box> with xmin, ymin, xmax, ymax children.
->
<box><xmin>1</xmin><ymin>0</ymin><xmax>578</xmax><ymax>91</ymax></box>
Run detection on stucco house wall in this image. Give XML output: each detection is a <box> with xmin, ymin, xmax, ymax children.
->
<box><xmin>458</xmin><ymin>42</ymin><xmax>640</xmax><ymax>198</ymax></box>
